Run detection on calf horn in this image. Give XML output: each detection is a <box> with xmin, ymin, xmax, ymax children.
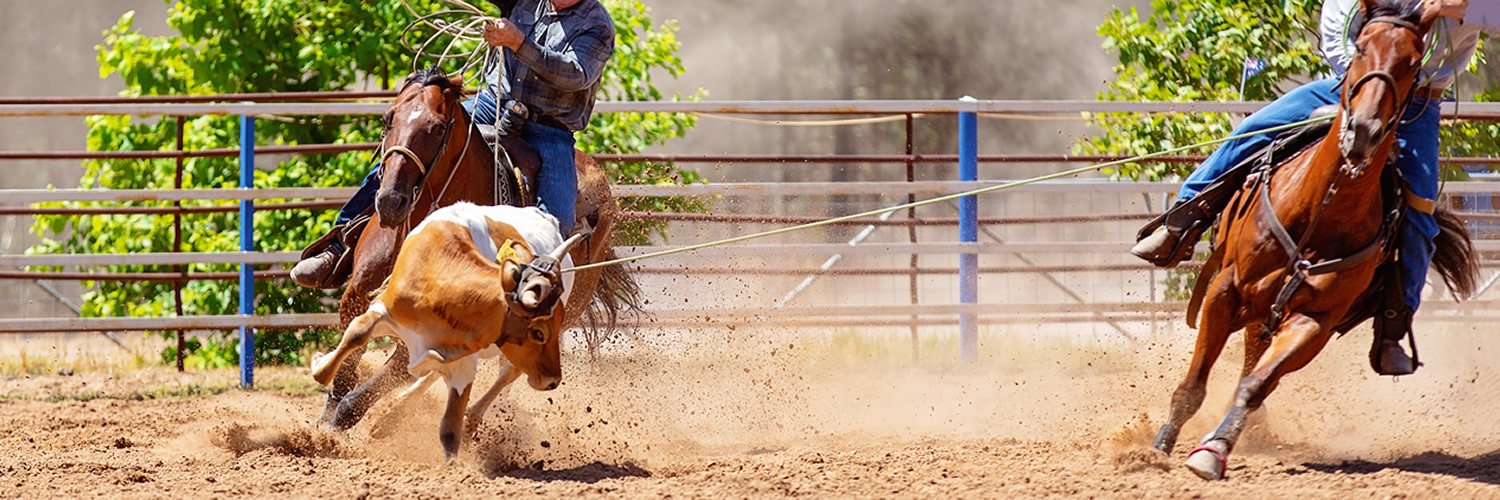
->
<box><xmin>518</xmin><ymin>234</ymin><xmax>586</xmax><ymax>309</ymax></box>
<box><xmin>548</xmin><ymin>233</ymin><xmax>585</xmax><ymax>262</ymax></box>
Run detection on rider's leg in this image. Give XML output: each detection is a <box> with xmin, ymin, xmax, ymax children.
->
<box><xmin>1177</xmin><ymin>78</ymin><xmax>1342</xmax><ymax>201</ymax></box>
<box><xmin>338</xmin><ymin>166</ymin><xmax>382</xmax><ymax>225</ymax></box>
<box><xmin>1376</xmin><ymin>96</ymin><xmax>1442</xmax><ymax>375</ymax></box>
<box><xmin>522</xmin><ymin>120</ymin><xmax>578</xmax><ymax>237</ymax></box>
<box><xmin>1133</xmin><ymin>78</ymin><xmax>1342</xmax><ymax>267</ymax></box>
<box><xmin>463</xmin><ymin>90</ymin><xmax>500</xmax><ymax>127</ymax></box>
<box><xmin>291</xmin><ymin>164</ymin><xmax>381</xmax><ymax>288</ymax></box>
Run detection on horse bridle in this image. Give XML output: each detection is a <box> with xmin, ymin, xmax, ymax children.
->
<box><xmin>377</xmin><ymin>109</ymin><xmax>457</xmax><ymax>206</ymax></box>
<box><xmin>1260</xmin><ymin>15</ymin><xmax>1423</xmax><ymax>332</ymax></box>
<box><xmin>1338</xmin><ymin>16</ymin><xmax>1423</xmax><ymax>177</ymax></box>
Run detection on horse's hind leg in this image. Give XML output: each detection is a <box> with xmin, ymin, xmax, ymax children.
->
<box><xmin>1185</xmin><ymin>313</ymin><xmax>1333</xmax><ymax>480</ymax></box>
<box><xmin>326</xmin><ymin>343</ymin><xmax>414</xmax><ymax>431</ymax></box>
<box><xmin>1241</xmin><ymin>324</ymin><xmax>1271</xmax><ymax>386</ymax></box>
<box><xmin>1154</xmin><ymin>277</ymin><xmax>1238</xmax><ymax>454</ymax></box>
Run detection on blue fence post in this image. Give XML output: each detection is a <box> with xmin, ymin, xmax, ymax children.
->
<box><xmin>958</xmin><ymin>97</ymin><xmax>978</xmax><ymax>365</ymax></box>
<box><xmin>239</xmin><ymin>114</ymin><xmax>256</xmax><ymax>388</ymax></box>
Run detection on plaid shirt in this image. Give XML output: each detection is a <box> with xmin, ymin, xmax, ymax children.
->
<box><xmin>486</xmin><ymin>0</ymin><xmax>615</xmax><ymax>132</ymax></box>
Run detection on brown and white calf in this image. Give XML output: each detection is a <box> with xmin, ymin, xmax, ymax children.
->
<box><xmin>310</xmin><ymin>202</ymin><xmax>579</xmax><ymax>460</ymax></box>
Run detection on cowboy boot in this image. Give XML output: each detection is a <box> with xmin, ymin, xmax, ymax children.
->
<box><xmin>290</xmin><ymin>213</ymin><xmax>369</xmax><ymax>289</ymax></box>
<box><xmin>291</xmin><ymin>237</ymin><xmax>346</xmax><ymax>289</ymax></box>
<box><xmin>1131</xmin><ymin>199</ymin><xmax>1215</xmax><ymax>268</ymax></box>
<box><xmin>1371</xmin><ymin>306</ymin><xmax>1417</xmax><ymax>376</ymax></box>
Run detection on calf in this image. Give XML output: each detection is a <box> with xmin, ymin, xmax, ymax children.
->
<box><xmin>310</xmin><ymin>202</ymin><xmax>579</xmax><ymax>460</ymax></box>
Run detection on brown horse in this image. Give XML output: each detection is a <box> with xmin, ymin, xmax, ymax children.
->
<box><xmin>1150</xmin><ymin>0</ymin><xmax>1478</xmax><ymax>480</ymax></box>
<box><xmin>316</xmin><ymin>67</ymin><xmax>641</xmax><ymax>430</ymax></box>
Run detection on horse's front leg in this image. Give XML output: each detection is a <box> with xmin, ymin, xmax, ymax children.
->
<box><xmin>317</xmin><ymin>344</ymin><xmax>367</xmax><ymax>425</ymax></box>
<box><xmin>1186</xmin><ymin>313</ymin><xmax>1333</xmax><ymax>480</ymax></box>
<box><xmin>1155</xmin><ymin>274</ymin><xmax>1239</xmax><ymax>454</ymax></box>
<box><xmin>326</xmin><ymin>342</ymin><xmax>413</xmax><ymax>431</ymax></box>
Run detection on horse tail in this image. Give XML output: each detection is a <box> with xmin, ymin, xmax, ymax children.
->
<box><xmin>1430</xmin><ymin>206</ymin><xmax>1481</xmax><ymax>299</ymax></box>
<box><xmin>580</xmin><ymin>247</ymin><xmax>645</xmax><ymax>353</ymax></box>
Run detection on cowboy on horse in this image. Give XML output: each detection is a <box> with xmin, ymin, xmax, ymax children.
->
<box><xmin>1132</xmin><ymin>0</ymin><xmax>1499</xmax><ymax>376</ymax></box>
<box><xmin>291</xmin><ymin>0</ymin><xmax>616</xmax><ymax>289</ymax></box>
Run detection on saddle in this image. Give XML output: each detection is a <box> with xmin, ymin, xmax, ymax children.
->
<box><xmin>476</xmin><ymin>123</ymin><xmax>543</xmax><ymax>208</ymax></box>
<box><xmin>477</xmin><ymin>123</ymin><xmax>602</xmax><ymax>238</ymax></box>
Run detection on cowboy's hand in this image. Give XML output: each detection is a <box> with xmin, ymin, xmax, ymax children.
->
<box><xmin>1423</xmin><ymin>0</ymin><xmax>1468</xmax><ymax>20</ymax></box>
<box><xmin>483</xmin><ymin>19</ymin><xmax>525</xmax><ymax>50</ymax></box>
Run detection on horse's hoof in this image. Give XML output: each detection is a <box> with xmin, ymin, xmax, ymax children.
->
<box><xmin>1151</xmin><ymin>424</ymin><xmax>1178</xmax><ymax>454</ymax></box>
<box><xmin>1184</xmin><ymin>441</ymin><xmax>1228</xmax><ymax>480</ymax></box>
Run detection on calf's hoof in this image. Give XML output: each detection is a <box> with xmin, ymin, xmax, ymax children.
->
<box><xmin>309</xmin><ymin>352</ymin><xmax>338</xmax><ymax>386</ymax></box>
<box><xmin>1184</xmin><ymin>439</ymin><xmax>1229</xmax><ymax>480</ymax></box>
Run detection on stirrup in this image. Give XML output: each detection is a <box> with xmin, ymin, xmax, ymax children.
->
<box><xmin>1371</xmin><ymin>307</ymin><xmax>1420</xmax><ymax>376</ymax></box>
<box><xmin>294</xmin><ymin>212</ymin><xmax>369</xmax><ymax>289</ymax></box>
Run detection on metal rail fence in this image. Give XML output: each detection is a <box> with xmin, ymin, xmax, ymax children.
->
<box><xmin>5</xmin><ymin>96</ymin><xmax>1500</xmax><ymax>384</ymax></box>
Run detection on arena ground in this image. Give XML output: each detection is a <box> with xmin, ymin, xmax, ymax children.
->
<box><xmin>1</xmin><ymin>324</ymin><xmax>1497</xmax><ymax>498</ymax></box>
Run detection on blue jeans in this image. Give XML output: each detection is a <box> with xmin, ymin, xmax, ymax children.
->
<box><xmin>337</xmin><ymin>90</ymin><xmax>579</xmax><ymax>236</ymax></box>
<box><xmin>1177</xmin><ymin>78</ymin><xmax>1342</xmax><ymax>200</ymax></box>
<box><xmin>1175</xmin><ymin>77</ymin><xmax>1440</xmax><ymax>311</ymax></box>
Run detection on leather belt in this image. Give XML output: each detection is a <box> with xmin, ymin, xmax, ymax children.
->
<box><xmin>1415</xmin><ymin>85</ymin><xmax>1448</xmax><ymax>101</ymax></box>
<box><xmin>534</xmin><ymin>115</ymin><xmax>570</xmax><ymax>132</ymax></box>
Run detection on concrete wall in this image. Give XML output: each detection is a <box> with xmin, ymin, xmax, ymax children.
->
<box><xmin>0</xmin><ymin>1</ymin><xmax>168</xmax><ymax>317</ymax></box>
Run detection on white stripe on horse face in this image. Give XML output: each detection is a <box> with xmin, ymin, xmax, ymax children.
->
<box><xmin>405</xmin><ymin>106</ymin><xmax>429</xmax><ymax>126</ymax></box>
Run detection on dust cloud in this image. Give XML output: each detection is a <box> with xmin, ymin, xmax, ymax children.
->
<box><xmin>163</xmin><ymin>319</ymin><xmax>1500</xmax><ymax>478</ymax></box>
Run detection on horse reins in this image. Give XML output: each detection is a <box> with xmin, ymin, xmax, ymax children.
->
<box><xmin>1338</xmin><ymin>16</ymin><xmax>1422</xmax><ymax>177</ymax></box>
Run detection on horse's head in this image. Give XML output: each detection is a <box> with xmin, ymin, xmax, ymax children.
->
<box><xmin>1339</xmin><ymin>0</ymin><xmax>1440</xmax><ymax>165</ymax></box>
<box><xmin>375</xmin><ymin>66</ymin><xmax>465</xmax><ymax>228</ymax></box>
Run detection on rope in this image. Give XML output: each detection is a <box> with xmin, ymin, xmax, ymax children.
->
<box><xmin>697</xmin><ymin>113</ymin><xmax>918</xmax><ymax>127</ymax></box>
<box><xmin>980</xmin><ymin>111</ymin><xmax>1186</xmax><ymax>122</ymax></box>
<box><xmin>564</xmin><ymin>114</ymin><xmax>1337</xmax><ymax>273</ymax></box>
<box><xmin>694</xmin><ymin>111</ymin><xmax>1192</xmax><ymax>128</ymax></box>
<box><xmin>399</xmin><ymin>0</ymin><xmax>502</xmax><ymax>81</ymax></box>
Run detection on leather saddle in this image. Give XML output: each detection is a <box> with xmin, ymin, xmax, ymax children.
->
<box><xmin>476</xmin><ymin>123</ymin><xmax>543</xmax><ymax>208</ymax></box>
<box><xmin>475</xmin><ymin>123</ymin><xmax>601</xmax><ymax>237</ymax></box>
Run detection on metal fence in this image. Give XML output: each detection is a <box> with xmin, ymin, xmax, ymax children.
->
<box><xmin>5</xmin><ymin>96</ymin><xmax>1500</xmax><ymax>384</ymax></box>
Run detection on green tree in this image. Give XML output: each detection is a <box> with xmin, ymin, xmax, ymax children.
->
<box><xmin>30</xmin><ymin>0</ymin><xmax>701</xmax><ymax>367</ymax></box>
<box><xmin>1076</xmin><ymin>0</ymin><xmax>1327</xmax><ymax>181</ymax></box>
<box><xmin>1082</xmin><ymin>1</ymin><xmax>1499</xmax><ymax>300</ymax></box>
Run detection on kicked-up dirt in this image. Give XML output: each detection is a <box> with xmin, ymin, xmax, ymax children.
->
<box><xmin>1</xmin><ymin>324</ymin><xmax>1498</xmax><ymax>498</ymax></box>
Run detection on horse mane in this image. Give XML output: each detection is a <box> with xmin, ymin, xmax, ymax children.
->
<box><xmin>1366</xmin><ymin>0</ymin><xmax>1422</xmax><ymax>23</ymax></box>
<box><xmin>400</xmin><ymin>65</ymin><xmax>463</xmax><ymax>96</ymax></box>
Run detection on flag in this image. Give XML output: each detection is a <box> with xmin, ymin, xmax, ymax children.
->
<box><xmin>1242</xmin><ymin>57</ymin><xmax>1269</xmax><ymax>81</ymax></box>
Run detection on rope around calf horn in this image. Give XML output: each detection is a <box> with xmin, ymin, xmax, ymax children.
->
<box><xmin>563</xmin><ymin>114</ymin><xmax>1337</xmax><ymax>274</ymax></box>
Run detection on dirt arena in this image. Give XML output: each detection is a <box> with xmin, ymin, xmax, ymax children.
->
<box><xmin>1</xmin><ymin>323</ymin><xmax>1498</xmax><ymax>499</ymax></box>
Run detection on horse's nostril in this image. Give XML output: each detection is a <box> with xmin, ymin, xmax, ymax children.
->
<box><xmin>547</xmin><ymin>381</ymin><xmax>558</xmax><ymax>390</ymax></box>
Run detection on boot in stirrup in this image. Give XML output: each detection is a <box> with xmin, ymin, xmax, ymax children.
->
<box><xmin>290</xmin><ymin>214</ymin><xmax>367</xmax><ymax>289</ymax></box>
<box><xmin>1371</xmin><ymin>306</ymin><xmax>1418</xmax><ymax>376</ymax></box>
<box><xmin>1131</xmin><ymin>200</ymin><xmax>1213</xmax><ymax>268</ymax></box>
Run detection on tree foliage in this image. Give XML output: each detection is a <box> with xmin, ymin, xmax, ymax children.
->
<box><xmin>30</xmin><ymin>0</ymin><xmax>700</xmax><ymax>367</ymax></box>
<box><xmin>1076</xmin><ymin>0</ymin><xmax>1327</xmax><ymax>181</ymax></box>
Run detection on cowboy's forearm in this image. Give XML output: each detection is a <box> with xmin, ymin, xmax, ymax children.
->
<box><xmin>1424</xmin><ymin>0</ymin><xmax>1468</xmax><ymax>19</ymax></box>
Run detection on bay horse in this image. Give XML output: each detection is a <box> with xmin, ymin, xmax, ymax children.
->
<box><xmin>1150</xmin><ymin>0</ymin><xmax>1479</xmax><ymax>480</ymax></box>
<box><xmin>315</xmin><ymin>66</ymin><xmax>641</xmax><ymax>431</ymax></box>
